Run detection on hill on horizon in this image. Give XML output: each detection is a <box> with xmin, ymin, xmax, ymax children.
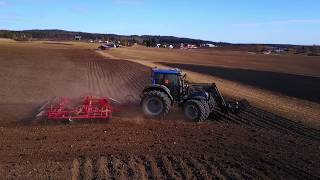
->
<box><xmin>0</xmin><ymin>29</ymin><xmax>318</xmax><ymax>54</ymax></box>
<box><xmin>0</xmin><ymin>29</ymin><xmax>219</xmax><ymax>45</ymax></box>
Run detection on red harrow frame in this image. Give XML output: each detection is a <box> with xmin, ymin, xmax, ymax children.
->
<box><xmin>37</xmin><ymin>96</ymin><xmax>113</xmax><ymax>121</ymax></box>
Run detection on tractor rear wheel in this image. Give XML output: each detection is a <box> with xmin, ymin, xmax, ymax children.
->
<box><xmin>141</xmin><ymin>90</ymin><xmax>171</xmax><ymax>119</ymax></box>
<box><xmin>183</xmin><ymin>100</ymin><xmax>208</xmax><ymax>122</ymax></box>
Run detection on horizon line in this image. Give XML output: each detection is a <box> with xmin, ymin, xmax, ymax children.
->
<box><xmin>0</xmin><ymin>28</ymin><xmax>318</xmax><ymax>46</ymax></box>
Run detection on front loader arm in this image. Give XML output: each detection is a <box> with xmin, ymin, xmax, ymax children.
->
<box><xmin>189</xmin><ymin>83</ymin><xmax>240</xmax><ymax>113</ymax></box>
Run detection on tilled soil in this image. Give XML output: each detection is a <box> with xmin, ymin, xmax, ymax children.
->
<box><xmin>0</xmin><ymin>42</ymin><xmax>150</xmax><ymax>126</ymax></box>
<box><xmin>160</xmin><ymin>63</ymin><xmax>320</xmax><ymax>103</ymax></box>
<box><xmin>0</xmin><ymin>41</ymin><xmax>319</xmax><ymax>179</ymax></box>
<box><xmin>1</xmin><ymin>116</ymin><xmax>320</xmax><ymax>179</ymax></box>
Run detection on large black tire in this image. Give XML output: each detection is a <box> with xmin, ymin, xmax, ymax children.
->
<box><xmin>200</xmin><ymin>100</ymin><xmax>210</xmax><ymax>120</ymax></box>
<box><xmin>183</xmin><ymin>100</ymin><xmax>208</xmax><ymax>122</ymax></box>
<box><xmin>141</xmin><ymin>90</ymin><xmax>171</xmax><ymax>119</ymax></box>
<box><xmin>208</xmin><ymin>96</ymin><xmax>216</xmax><ymax>111</ymax></box>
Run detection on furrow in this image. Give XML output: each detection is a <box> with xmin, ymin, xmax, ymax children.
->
<box><xmin>93</xmin><ymin>61</ymin><xmax>104</xmax><ymax>96</ymax></box>
<box><xmin>145</xmin><ymin>155</ymin><xmax>163</xmax><ymax>180</ymax></box>
<box><xmin>155</xmin><ymin>156</ymin><xmax>171</xmax><ymax>179</ymax></box>
<box><xmin>95</xmin><ymin>61</ymin><xmax>108</xmax><ymax>97</ymax></box>
<box><xmin>94</xmin><ymin>156</ymin><xmax>112</xmax><ymax>180</ymax></box>
<box><xmin>166</xmin><ymin>156</ymin><xmax>187</xmax><ymax>180</ymax></box>
<box><xmin>161</xmin><ymin>156</ymin><xmax>181</xmax><ymax>179</ymax></box>
<box><xmin>208</xmin><ymin>157</ymin><xmax>232</xmax><ymax>179</ymax></box>
<box><xmin>197</xmin><ymin>157</ymin><xmax>226</xmax><ymax>180</ymax></box>
<box><xmin>187</xmin><ymin>158</ymin><xmax>211</xmax><ymax>180</ymax></box>
<box><xmin>110</xmin><ymin>155</ymin><xmax>128</xmax><ymax>179</ymax></box>
<box><xmin>175</xmin><ymin>156</ymin><xmax>196</xmax><ymax>179</ymax></box>
<box><xmin>127</xmin><ymin>156</ymin><xmax>148</xmax><ymax>180</ymax></box>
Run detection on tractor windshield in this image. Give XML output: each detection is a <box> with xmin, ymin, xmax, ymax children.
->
<box><xmin>153</xmin><ymin>73</ymin><xmax>181</xmax><ymax>100</ymax></box>
<box><xmin>154</xmin><ymin>73</ymin><xmax>165</xmax><ymax>84</ymax></box>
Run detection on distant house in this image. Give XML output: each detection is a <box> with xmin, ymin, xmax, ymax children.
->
<box><xmin>206</xmin><ymin>43</ymin><xmax>216</xmax><ymax>48</ymax></box>
<box><xmin>187</xmin><ymin>44</ymin><xmax>198</xmax><ymax>49</ymax></box>
<box><xmin>263</xmin><ymin>50</ymin><xmax>272</xmax><ymax>55</ymax></box>
<box><xmin>74</xmin><ymin>36</ymin><xmax>82</xmax><ymax>41</ymax></box>
<box><xmin>274</xmin><ymin>48</ymin><xmax>285</xmax><ymax>54</ymax></box>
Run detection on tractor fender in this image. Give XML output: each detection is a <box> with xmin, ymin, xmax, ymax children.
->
<box><xmin>185</xmin><ymin>91</ymin><xmax>209</xmax><ymax>102</ymax></box>
<box><xmin>142</xmin><ymin>85</ymin><xmax>174</xmax><ymax>105</ymax></box>
<box><xmin>184</xmin><ymin>96</ymin><xmax>208</xmax><ymax>103</ymax></box>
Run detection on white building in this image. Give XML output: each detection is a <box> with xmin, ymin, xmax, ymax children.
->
<box><xmin>74</xmin><ymin>36</ymin><xmax>82</xmax><ymax>41</ymax></box>
<box><xmin>206</xmin><ymin>43</ymin><xmax>216</xmax><ymax>48</ymax></box>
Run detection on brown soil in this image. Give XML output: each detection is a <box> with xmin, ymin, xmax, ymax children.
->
<box><xmin>0</xmin><ymin>41</ymin><xmax>149</xmax><ymax>126</ymax></box>
<box><xmin>0</xmin><ymin>41</ymin><xmax>319</xmax><ymax>179</ymax></box>
<box><xmin>1</xmin><ymin>118</ymin><xmax>320</xmax><ymax>179</ymax></box>
<box><xmin>160</xmin><ymin>63</ymin><xmax>320</xmax><ymax>103</ymax></box>
<box><xmin>104</xmin><ymin>47</ymin><xmax>320</xmax><ymax>128</ymax></box>
<box><xmin>107</xmin><ymin>46</ymin><xmax>320</xmax><ymax>77</ymax></box>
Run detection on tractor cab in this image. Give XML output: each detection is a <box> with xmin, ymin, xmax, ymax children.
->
<box><xmin>152</xmin><ymin>68</ymin><xmax>185</xmax><ymax>101</ymax></box>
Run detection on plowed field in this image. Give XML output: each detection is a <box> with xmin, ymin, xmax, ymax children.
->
<box><xmin>0</xmin><ymin>40</ymin><xmax>319</xmax><ymax>179</ymax></box>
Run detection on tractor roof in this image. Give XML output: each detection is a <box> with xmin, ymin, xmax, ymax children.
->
<box><xmin>152</xmin><ymin>68</ymin><xmax>181</xmax><ymax>75</ymax></box>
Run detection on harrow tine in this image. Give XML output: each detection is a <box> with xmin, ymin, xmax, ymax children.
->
<box><xmin>35</xmin><ymin>110</ymin><xmax>45</xmax><ymax>118</ymax></box>
<box><xmin>108</xmin><ymin>98</ymin><xmax>121</xmax><ymax>104</ymax></box>
<box><xmin>38</xmin><ymin>96</ymin><xmax>57</xmax><ymax>112</ymax></box>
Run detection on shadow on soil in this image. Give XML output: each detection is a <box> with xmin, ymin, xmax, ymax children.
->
<box><xmin>160</xmin><ymin>62</ymin><xmax>320</xmax><ymax>103</ymax></box>
<box><xmin>211</xmin><ymin>105</ymin><xmax>320</xmax><ymax>142</ymax></box>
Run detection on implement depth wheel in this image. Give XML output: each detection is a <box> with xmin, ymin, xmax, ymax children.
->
<box><xmin>183</xmin><ymin>100</ymin><xmax>208</xmax><ymax>122</ymax></box>
<box><xmin>141</xmin><ymin>90</ymin><xmax>171</xmax><ymax>119</ymax></box>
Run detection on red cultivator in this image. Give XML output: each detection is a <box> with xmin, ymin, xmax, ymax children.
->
<box><xmin>37</xmin><ymin>96</ymin><xmax>113</xmax><ymax>121</ymax></box>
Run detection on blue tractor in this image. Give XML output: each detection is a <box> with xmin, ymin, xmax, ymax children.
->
<box><xmin>141</xmin><ymin>68</ymin><xmax>240</xmax><ymax>121</ymax></box>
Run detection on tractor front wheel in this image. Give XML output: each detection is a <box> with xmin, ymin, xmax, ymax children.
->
<box><xmin>183</xmin><ymin>100</ymin><xmax>208</xmax><ymax>122</ymax></box>
<box><xmin>141</xmin><ymin>90</ymin><xmax>171</xmax><ymax>119</ymax></box>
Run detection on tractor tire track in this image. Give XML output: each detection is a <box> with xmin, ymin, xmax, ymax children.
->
<box><xmin>166</xmin><ymin>156</ymin><xmax>188</xmax><ymax>180</ymax></box>
<box><xmin>127</xmin><ymin>156</ymin><xmax>148</xmax><ymax>180</ymax></box>
<box><xmin>241</xmin><ymin>106</ymin><xmax>320</xmax><ymax>141</ymax></box>
<box><xmin>110</xmin><ymin>155</ymin><xmax>127</xmax><ymax>180</ymax></box>
<box><xmin>196</xmin><ymin>157</ymin><xmax>226</xmax><ymax>180</ymax></box>
<box><xmin>95</xmin><ymin>156</ymin><xmax>111</xmax><ymax>180</ymax></box>
<box><xmin>145</xmin><ymin>155</ymin><xmax>163</xmax><ymax>180</ymax></box>
<box><xmin>210</xmin><ymin>104</ymin><xmax>320</xmax><ymax>142</ymax></box>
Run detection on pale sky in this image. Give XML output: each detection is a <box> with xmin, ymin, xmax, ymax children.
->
<box><xmin>1</xmin><ymin>0</ymin><xmax>320</xmax><ymax>45</ymax></box>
